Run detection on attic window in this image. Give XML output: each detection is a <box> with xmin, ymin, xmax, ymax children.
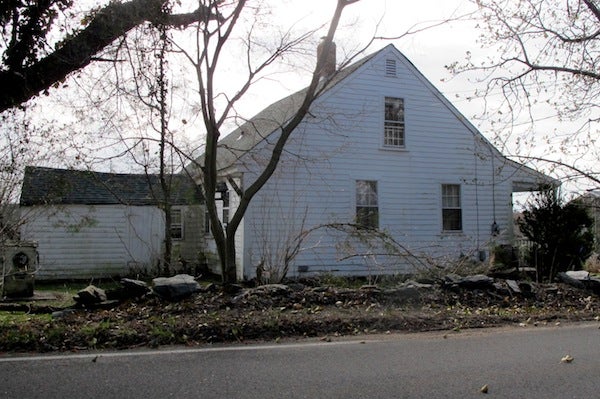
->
<box><xmin>384</xmin><ymin>97</ymin><xmax>405</xmax><ymax>148</ymax></box>
<box><xmin>385</xmin><ymin>59</ymin><xmax>397</xmax><ymax>77</ymax></box>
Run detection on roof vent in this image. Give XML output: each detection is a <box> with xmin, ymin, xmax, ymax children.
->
<box><xmin>385</xmin><ymin>58</ymin><xmax>397</xmax><ymax>77</ymax></box>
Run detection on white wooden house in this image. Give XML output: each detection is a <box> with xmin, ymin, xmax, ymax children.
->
<box><xmin>19</xmin><ymin>166</ymin><xmax>203</xmax><ymax>280</ymax></box>
<box><xmin>194</xmin><ymin>44</ymin><xmax>556</xmax><ymax>280</ymax></box>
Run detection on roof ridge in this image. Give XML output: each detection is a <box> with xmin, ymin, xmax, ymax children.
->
<box><xmin>210</xmin><ymin>45</ymin><xmax>390</xmax><ymax>171</ymax></box>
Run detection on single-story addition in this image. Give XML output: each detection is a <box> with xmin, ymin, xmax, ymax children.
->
<box><xmin>19</xmin><ymin>166</ymin><xmax>203</xmax><ymax>280</ymax></box>
<box><xmin>191</xmin><ymin>43</ymin><xmax>556</xmax><ymax>281</ymax></box>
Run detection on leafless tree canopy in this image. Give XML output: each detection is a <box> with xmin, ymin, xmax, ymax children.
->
<box><xmin>0</xmin><ymin>0</ymin><xmax>218</xmax><ymax>113</ymax></box>
<box><xmin>450</xmin><ymin>0</ymin><xmax>599</xmax><ymax>124</ymax></box>
<box><xmin>186</xmin><ymin>0</ymin><xmax>361</xmax><ymax>283</ymax></box>
<box><xmin>448</xmin><ymin>0</ymin><xmax>599</xmax><ymax>189</ymax></box>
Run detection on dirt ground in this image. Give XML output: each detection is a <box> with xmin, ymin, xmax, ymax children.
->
<box><xmin>1</xmin><ymin>277</ymin><xmax>599</xmax><ymax>353</ymax></box>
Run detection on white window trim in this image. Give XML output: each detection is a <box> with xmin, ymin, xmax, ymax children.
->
<box><xmin>441</xmin><ymin>183</ymin><xmax>463</xmax><ymax>233</ymax></box>
<box><xmin>355</xmin><ymin>179</ymin><xmax>379</xmax><ymax>229</ymax></box>
<box><xmin>381</xmin><ymin>96</ymin><xmax>406</xmax><ymax>151</ymax></box>
<box><xmin>170</xmin><ymin>208</ymin><xmax>184</xmax><ymax>240</ymax></box>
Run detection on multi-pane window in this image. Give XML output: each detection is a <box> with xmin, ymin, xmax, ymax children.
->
<box><xmin>442</xmin><ymin>184</ymin><xmax>462</xmax><ymax>231</ymax></box>
<box><xmin>170</xmin><ymin>208</ymin><xmax>183</xmax><ymax>239</ymax></box>
<box><xmin>384</xmin><ymin>97</ymin><xmax>405</xmax><ymax>148</ymax></box>
<box><xmin>204</xmin><ymin>188</ymin><xmax>230</xmax><ymax>234</ymax></box>
<box><xmin>356</xmin><ymin>180</ymin><xmax>378</xmax><ymax>229</ymax></box>
<box><xmin>222</xmin><ymin>189</ymin><xmax>230</xmax><ymax>228</ymax></box>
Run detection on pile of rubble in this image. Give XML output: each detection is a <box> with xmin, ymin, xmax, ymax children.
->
<box><xmin>52</xmin><ymin>270</ymin><xmax>599</xmax><ymax>328</ymax></box>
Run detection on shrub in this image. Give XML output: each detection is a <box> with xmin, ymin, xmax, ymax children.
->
<box><xmin>518</xmin><ymin>187</ymin><xmax>593</xmax><ymax>281</ymax></box>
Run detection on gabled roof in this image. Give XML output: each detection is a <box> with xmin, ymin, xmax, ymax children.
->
<box><xmin>210</xmin><ymin>49</ymin><xmax>378</xmax><ymax>171</ymax></box>
<box><xmin>203</xmin><ymin>43</ymin><xmax>554</xmax><ymax>189</ymax></box>
<box><xmin>20</xmin><ymin>166</ymin><xmax>203</xmax><ymax>206</ymax></box>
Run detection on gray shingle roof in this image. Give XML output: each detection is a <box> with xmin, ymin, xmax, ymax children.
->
<box><xmin>206</xmin><ymin>48</ymin><xmax>380</xmax><ymax>171</ymax></box>
<box><xmin>20</xmin><ymin>166</ymin><xmax>203</xmax><ymax>206</ymax></box>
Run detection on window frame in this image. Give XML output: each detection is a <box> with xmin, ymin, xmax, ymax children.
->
<box><xmin>221</xmin><ymin>189</ymin><xmax>230</xmax><ymax>229</ymax></box>
<box><xmin>204</xmin><ymin>208</ymin><xmax>211</xmax><ymax>235</ymax></box>
<box><xmin>204</xmin><ymin>186</ymin><xmax>230</xmax><ymax>236</ymax></box>
<box><xmin>355</xmin><ymin>180</ymin><xmax>379</xmax><ymax>229</ymax></box>
<box><xmin>170</xmin><ymin>208</ymin><xmax>184</xmax><ymax>240</ymax></box>
<box><xmin>441</xmin><ymin>184</ymin><xmax>462</xmax><ymax>232</ymax></box>
<box><xmin>383</xmin><ymin>97</ymin><xmax>405</xmax><ymax>149</ymax></box>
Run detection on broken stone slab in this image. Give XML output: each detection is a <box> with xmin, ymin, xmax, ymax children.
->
<box><xmin>106</xmin><ymin>278</ymin><xmax>151</xmax><ymax>301</ymax></box>
<box><xmin>557</xmin><ymin>272</ymin><xmax>586</xmax><ymax>289</ymax></box>
<box><xmin>383</xmin><ymin>286</ymin><xmax>421</xmax><ymax>303</ymax></box>
<box><xmin>566</xmin><ymin>270</ymin><xmax>590</xmax><ymax>280</ymax></box>
<box><xmin>506</xmin><ymin>279</ymin><xmax>521</xmax><ymax>294</ymax></box>
<box><xmin>402</xmin><ymin>280</ymin><xmax>433</xmax><ymax>289</ymax></box>
<box><xmin>493</xmin><ymin>282</ymin><xmax>510</xmax><ymax>296</ymax></box>
<box><xmin>443</xmin><ymin>274</ymin><xmax>462</xmax><ymax>285</ymax></box>
<box><xmin>121</xmin><ymin>278</ymin><xmax>150</xmax><ymax>295</ymax></box>
<box><xmin>456</xmin><ymin>274</ymin><xmax>495</xmax><ymax>290</ymax></box>
<box><xmin>251</xmin><ymin>284</ymin><xmax>291</xmax><ymax>295</ymax></box>
<box><xmin>585</xmin><ymin>277</ymin><xmax>600</xmax><ymax>295</ymax></box>
<box><xmin>286</xmin><ymin>283</ymin><xmax>306</xmax><ymax>292</ymax></box>
<box><xmin>557</xmin><ymin>271</ymin><xmax>600</xmax><ymax>294</ymax></box>
<box><xmin>51</xmin><ymin>308</ymin><xmax>79</xmax><ymax>319</ymax></box>
<box><xmin>73</xmin><ymin>285</ymin><xmax>107</xmax><ymax>305</ymax></box>
<box><xmin>152</xmin><ymin>274</ymin><xmax>201</xmax><ymax>301</ymax></box>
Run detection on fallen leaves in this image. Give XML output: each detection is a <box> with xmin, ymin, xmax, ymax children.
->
<box><xmin>2</xmin><ymin>279</ymin><xmax>599</xmax><ymax>352</ymax></box>
<box><xmin>560</xmin><ymin>354</ymin><xmax>574</xmax><ymax>363</ymax></box>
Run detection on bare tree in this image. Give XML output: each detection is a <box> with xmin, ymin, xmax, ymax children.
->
<box><xmin>0</xmin><ymin>0</ymin><xmax>219</xmax><ymax>113</ymax></box>
<box><xmin>78</xmin><ymin>13</ymin><xmax>194</xmax><ymax>276</ymax></box>
<box><xmin>179</xmin><ymin>0</ymin><xmax>360</xmax><ymax>283</ymax></box>
<box><xmin>0</xmin><ymin>109</ymin><xmax>66</xmax><ymax>239</ymax></box>
<box><xmin>447</xmin><ymin>0</ymin><xmax>599</xmax><ymax>188</ymax></box>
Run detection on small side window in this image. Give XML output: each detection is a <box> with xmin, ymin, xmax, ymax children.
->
<box><xmin>356</xmin><ymin>180</ymin><xmax>379</xmax><ymax>229</ymax></box>
<box><xmin>170</xmin><ymin>209</ymin><xmax>184</xmax><ymax>239</ymax></box>
<box><xmin>442</xmin><ymin>184</ymin><xmax>462</xmax><ymax>231</ymax></box>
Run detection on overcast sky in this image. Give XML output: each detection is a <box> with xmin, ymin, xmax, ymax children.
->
<box><xmin>233</xmin><ymin>0</ymin><xmax>482</xmax><ymax>119</ymax></box>
<box><xmin>34</xmin><ymin>0</ymin><xmax>592</xmax><ymax>195</ymax></box>
<box><xmin>215</xmin><ymin>0</ymin><xmax>594</xmax><ymax>196</ymax></box>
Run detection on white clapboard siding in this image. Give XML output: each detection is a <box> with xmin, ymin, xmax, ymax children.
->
<box><xmin>20</xmin><ymin>204</ymin><xmax>165</xmax><ymax>279</ymax></box>
<box><xmin>236</xmin><ymin>45</ymin><xmax>547</xmax><ymax>279</ymax></box>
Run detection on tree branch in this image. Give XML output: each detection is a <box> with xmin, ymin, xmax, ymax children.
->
<box><xmin>0</xmin><ymin>0</ymin><xmax>218</xmax><ymax>113</ymax></box>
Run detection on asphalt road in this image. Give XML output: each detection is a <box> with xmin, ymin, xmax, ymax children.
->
<box><xmin>1</xmin><ymin>323</ymin><xmax>599</xmax><ymax>398</ymax></box>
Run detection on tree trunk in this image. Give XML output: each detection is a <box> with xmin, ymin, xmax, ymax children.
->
<box><xmin>197</xmin><ymin>0</ymin><xmax>358</xmax><ymax>284</ymax></box>
<box><xmin>223</xmin><ymin>234</ymin><xmax>238</xmax><ymax>284</ymax></box>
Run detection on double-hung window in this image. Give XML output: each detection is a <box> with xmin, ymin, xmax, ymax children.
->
<box><xmin>222</xmin><ymin>189</ymin><xmax>230</xmax><ymax>228</ymax></box>
<box><xmin>170</xmin><ymin>208</ymin><xmax>183</xmax><ymax>239</ymax></box>
<box><xmin>384</xmin><ymin>97</ymin><xmax>405</xmax><ymax>148</ymax></box>
<box><xmin>356</xmin><ymin>180</ymin><xmax>379</xmax><ymax>229</ymax></box>
<box><xmin>442</xmin><ymin>184</ymin><xmax>462</xmax><ymax>231</ymax></box>
<box><xmin>204</xmin><ymin>187</ymin><xmax>230</xmax><ymax>234</ymax></box>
